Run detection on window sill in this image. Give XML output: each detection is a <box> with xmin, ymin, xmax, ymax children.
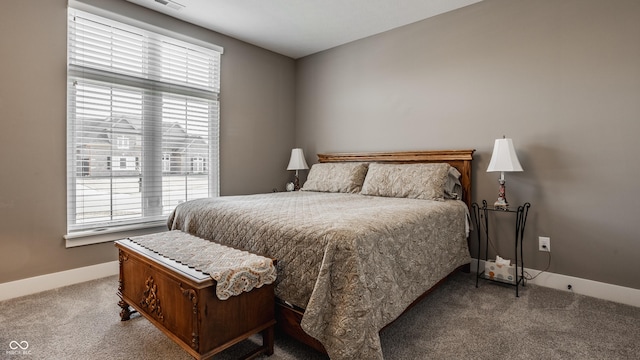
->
<box><xmin>64</xmin><ymin>221</ymin><xmax>168</xmax><ymax>248</ymax></box>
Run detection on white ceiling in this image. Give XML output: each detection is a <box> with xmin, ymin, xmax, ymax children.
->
<box><xmin>125</xmin><ymin>0</ymin><xmax>482</xmax><ymax>59</ymax></box>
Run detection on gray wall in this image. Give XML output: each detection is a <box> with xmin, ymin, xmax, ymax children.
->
<box><xmin>0</xmin><ymin>0</ymin><xmax>296</xmax><ymax>283</ymax></box>
<box><xmin>296</xmin><ymin>0</ymin><xmax>640</xmax><ymax>289</ymax></box>
<box><xmin>2</xmin><ymin>0</ymin><xmax>639</xmax><ymax>292</ymax></box>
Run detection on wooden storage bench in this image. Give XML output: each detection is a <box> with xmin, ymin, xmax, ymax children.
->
<box><xmin>115</xmin><ymin>232</ymin><xmax>276</xmax><ymax>360</ymax></box>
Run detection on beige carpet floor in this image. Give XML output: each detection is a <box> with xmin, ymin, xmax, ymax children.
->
<box><xmin>1</xmin><ymin>272</ymin><xmax>638</xmax><ymax>359</ymax></box>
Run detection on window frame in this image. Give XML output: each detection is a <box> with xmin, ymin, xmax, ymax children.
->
<box><xmin>65</xmin><ymin>8</ymin><xmax>223</xmax><ymax>246</ymax></box>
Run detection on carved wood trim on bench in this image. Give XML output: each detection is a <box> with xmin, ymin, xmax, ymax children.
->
<box><xmin>118</xmin><ymin>251</ymin><xmax>136</xmax><ymax>321</ymax></box>
<box><xmin>140</xmin><ymin>276</ymin><xmax>164</xmax><ymax>322</ymax></box>
<box><xmin>180</xmin><ymin>283</ymin><xmax>200</xmax><ymax>351</ymax></box>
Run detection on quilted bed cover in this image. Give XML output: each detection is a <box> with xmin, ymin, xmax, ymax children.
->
<box><xmin>167</xmin><ymin>191</ymin><xmax>471</xmax><ymax>360</ymax></box>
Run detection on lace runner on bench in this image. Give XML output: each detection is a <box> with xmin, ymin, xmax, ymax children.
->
<box><xmin>129</xmin><ymin>230</ymin><xmax>277</xmax><ymax>300</ymax></box>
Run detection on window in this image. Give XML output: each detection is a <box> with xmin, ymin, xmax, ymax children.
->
<box><xmin>192</xmin><ymin>157</ymin><xmax>205</xmax><ymax>173</ymax></box>
<box><xmin>66</xmin><ymin>9</ymin><xmax>222</xmax><ymax>236</ymax></box>
<box><xmin>77</xmin><ymin>157</ymin><xmax>90</xmax><ymax>177</ymax></box>
<box><xmin>117</xmin><ymin>136</ymin><xmax>130</xmax><ymax>150</ymax></box>
<box><xmin>162</xmin><ymin>153</ymin><xmax>171</xmax><ymax>172</ymax></box>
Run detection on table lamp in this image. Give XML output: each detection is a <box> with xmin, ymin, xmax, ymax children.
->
<box><xmin>486</xmin><ymin>136</ymin><xmax>523</xmax><ymax>209</ymax></box>
<box><xmin>286</xmin><ymin>148</ymin><xmax>309</xmax><ymax>190</ymax></box>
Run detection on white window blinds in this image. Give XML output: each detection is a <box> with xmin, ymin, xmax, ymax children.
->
<box><xmin>66</xmin><ymin>9</ymin><xmax>221</xmax><ymax>236</ymax></box>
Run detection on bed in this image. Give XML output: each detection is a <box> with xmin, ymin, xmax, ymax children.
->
<box><xmin>167</xmin><ymin>150</ymin><xmax>474</xmax><ymax>360</ymax></box>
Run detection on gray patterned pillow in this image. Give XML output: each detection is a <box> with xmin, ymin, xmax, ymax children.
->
<box><xmin>360</xmin><ymin>163</ymin><xmax>452</xmax><ymax>200</ymax></box>
<box><xmin>301</xmin><ymin>163</ymin><xmax>369</xmax><ymax>193</ymax></box>
<box><xmin>445</xmin><ymin>166</ymin><xmax>462</xmax><ymax>199</ymax></box>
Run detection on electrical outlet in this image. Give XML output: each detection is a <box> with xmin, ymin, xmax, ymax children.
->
<box><xmin>539</xmin><ymin>236</ymin><xmax>551</xmax><ymax>252</ymax></box>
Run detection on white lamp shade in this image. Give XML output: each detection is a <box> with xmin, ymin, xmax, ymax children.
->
<box><xmin>287</xmin><ymin>148</ymin><xmax>309</xmax><ymax>171</ymax></box>
<box><xmin>487</xmin><ymin>138</ymin><xmax>523</xmax><ymax>172</ymax></box>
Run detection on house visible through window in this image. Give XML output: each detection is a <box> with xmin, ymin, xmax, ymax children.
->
<box><xmin>66</xmin><ymin>9</ymin><xmax>222</xmax><ymax>236</ymax></box>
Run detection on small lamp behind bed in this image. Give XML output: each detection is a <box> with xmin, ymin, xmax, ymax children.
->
<box><xmin>487</xmin><ymin>136</ymin><xmax>523</xmax><ymax>210</ymax></box>
<box><xmin>287</xmin><ymin>148</ymin><xmax>309</xmax><ymax>191</ymax></box>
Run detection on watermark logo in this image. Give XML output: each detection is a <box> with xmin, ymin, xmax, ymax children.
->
<box><xmin>10</xmin><ymin>341</ymin><xmax>29</xmax><ymax>350</ymax></box>
<box><xmin>6</xmin><ymin>340</ymin><xmax>31</xmax><ymax>356</ymax></box>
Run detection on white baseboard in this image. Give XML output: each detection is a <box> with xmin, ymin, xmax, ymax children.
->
<box><xmin>2</xmin><ymin>259</ymin><xmax>639</xmax><ymax>308</ymax></box>
<box><xmin>471</xmin><ymin>259</ymin><xmax>640</xmax><ymax>308</ymax></box>
<box><xmin>0</xmin><ymin>261</ymin><xmax>119</xmax><ymax>302</ymax></box>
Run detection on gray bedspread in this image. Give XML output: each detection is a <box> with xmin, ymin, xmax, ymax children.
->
<box><xmin>167</xmin><ymin>191</ymin><xmax>470</xmax><ymax>360</ymax></box>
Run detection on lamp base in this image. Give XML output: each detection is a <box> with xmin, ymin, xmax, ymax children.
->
<box><xmin>494</xmin><ymin>179</ymin><xmax>509</xmax><ymax>210</ymax></box>
<box><xmin>293</xmin><ymin>175</ymin><xmax>301</xmax><ymax>191</ymax></box>
<box><xmin>493</xmin><ymin>199</ymin><xmax>509</xmax><ymax>210</ymax></box>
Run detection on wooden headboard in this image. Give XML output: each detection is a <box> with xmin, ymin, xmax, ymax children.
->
<box><xmin>317</xmin><ymin>150</ymin><xmax>475</xmax><ymax>209</ymax></box>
